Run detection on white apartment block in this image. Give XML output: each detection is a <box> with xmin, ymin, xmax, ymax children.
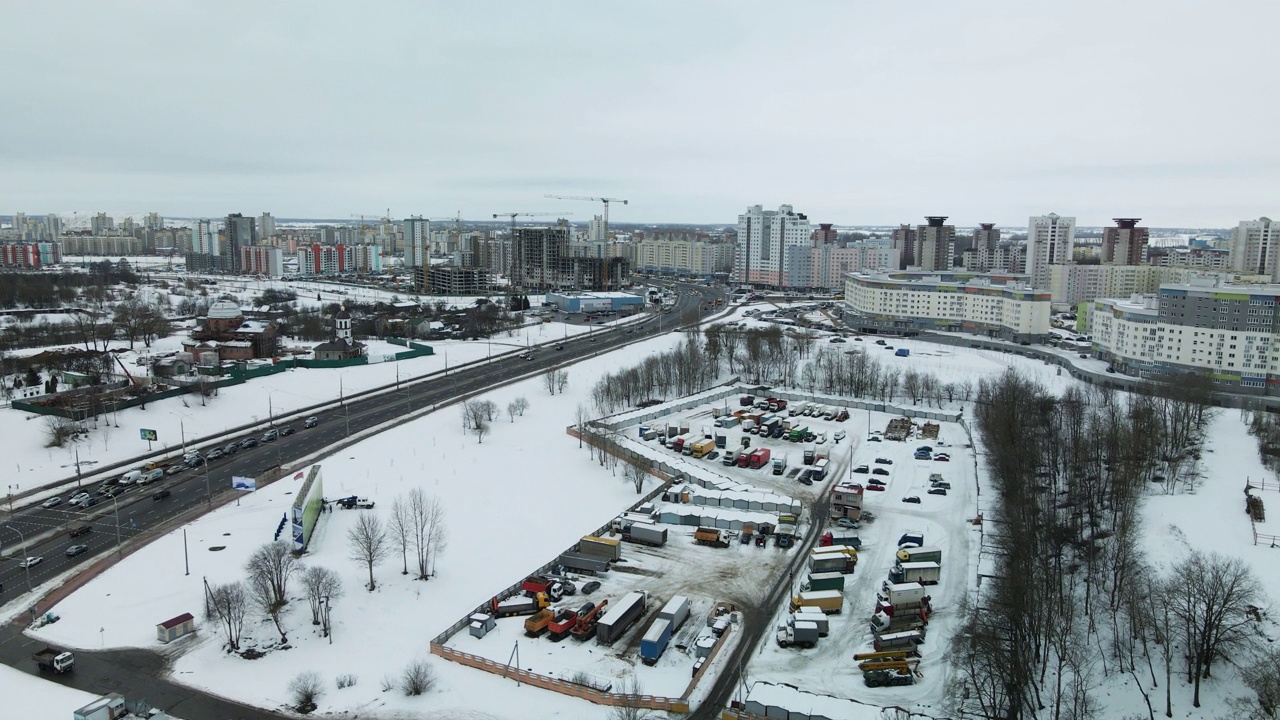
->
<box><xmin>402</xmin><ymin>217</ymin><xmax>429</xmax><ymax>268</ymax></box>
<box><xmin>785</xmin><ymin>241</ymin><xmax>898</xmax><ymax>291</ymax></box>
<box><xmin>1026</xmin><ymin>213</ymin><xmax>1076</xmax><ymax>289</ymax></box>
<box><xmin>588</xmin><ymin>215</ymin><xmax>608</xmax><ymax>242</ymax></box>
<box><xmin>1229</xmin><ymin>217</ymin><xmax>1280</xmax><ymax>281</ymax></box>
<box><xmin>634</xmin><ymin>238</ymin><xmax>733</xmax><ymax>276</ymax></box>
<box><xmin>735</xmin><ymin>204</ymin><xmax>812</xmax><ymax>288</ymax></box>
<box><xmin>192</xmin><ymin>220</ymin><xmax>218</xmax><ymax>255</ymax></box>
<box><xmin>1157</xmin><ymin>247</ymin><xmax>1231</xmax><ymax>271</ymax></box>
<box><xmin>1047</xmin><ymin>264</ymin><xmax>1204</xmax><ymax>309</ymax></box>
<box><xmin>843</xmin><ymin>271</ymin><xmax>1050</xmax><ymax>339</ymax></box>
<box><xmin>1089</xmin><ymin>277</ymin><xmax>1280</xmax><ymax>393</ymax></box>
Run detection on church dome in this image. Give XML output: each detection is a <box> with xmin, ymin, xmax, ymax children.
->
<box><xmin>208</xmin><ymin>300</ymin><xmax>242</xmax><ymax>319</ymax></box>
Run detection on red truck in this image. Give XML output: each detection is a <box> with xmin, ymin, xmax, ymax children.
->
<box><xmin>748</xmin><ymin>448</ymin><xmax>772</xmax><ymax>469</ymax></box>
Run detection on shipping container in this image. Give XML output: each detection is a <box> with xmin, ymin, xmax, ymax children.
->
<box><xmin>579</xmin><ymin>536</ymin><xmax>622</xmax><ymax>561</ymax></box>
<box><xmin>597</xmin><ymin>591</ymin><xmax>649</xmax><ymax>645</ymax></box>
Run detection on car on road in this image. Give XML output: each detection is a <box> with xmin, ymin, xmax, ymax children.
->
<box><xmin>932</xmin><ymin>481</ymin><xmax>952</xmax><ymax>490</ymax></box>
<box><xmin>41</xmin><ymin>497</ymin><xmax>63</xmax><ymax>509</ymax></box>
<box><xmin>206</xmin><ymin>449</ymin><xmax>225</xmax><ymax>461</ymax></box>
<box><xmin>865</xmin><ymin>483</ymin><xmax>886</xmax><ymax>491</ymax></box>
<box><xmin>69</xmin><ymin>525</ymin><xmax>91</xmax><ymax>538</ymax></box>
<box><xmin>917</xmin><ymin>446</ymin><xmax>933</xmax><ymax>453</ymax></box>
<box><xmin>554</xmin><ymin>344</ymin><xmax>564</xmax><ymax>351</ymax></box>
<box><xmin>304</xmin><ymin>417</ymin><xmax>319</xmax><ymax>428</ymax></box>
<box><xmin>240</xmin><ymin>438</ymin><xmax>259</xmax><ymax>449</ymax></box>
<box><xmin>902</xmin><ymin>495</ymin><xmax>922</xmax><ymax>504</ymax></box>
<box><xmin>152</xmin><ymin>489</ymin><xmax>171</xmax><ymax>501</ymax></box>
<box><xmin>18</xmin><ymin>556</ymin><xmax>43</xmax><ymax>568</ymax></box>
<box><xmin>165</xmin><ymin>465</ymin><xmax>184</xmax><ymax>476</ymax></box>
<box><xmin>934</xmin><ymin>455</ymin><xmax>950</xmax><ymax>462</ymax></box>
<box><xmin>64</xmin><ymin>545</ymin><xmax>88</xmax><ymax>558</ymax></box>
<box><xmin>853</xmin><ymin>465</ymin><xmax>869</xmax><ymax>474</ymax></box>
<box><xmin>184</xmin><ymin>454</ymin><xmax>205</xmax><ymax>468</ymax></box>
<box><xmin>835</xmin><ymin>518</ymin><xmax>859</xmax><ymax>529</ymax></box>
<box><xmin>223</xmin><ymin>442</ymin><xmax>241</xmax><ymax>454</ymax></box>
<box><xmin>69</xmin><ymin>492</ymin><xmax>90</xmax><ymax>506</ymax></box>
<box><xmin>868</xmin><ymin>436</ymin><xmax>882</xmax><ymax>442</ymax></box>
<box><xmin>580</xmin><ymin>580</ymin><xmax>601</xmax><ymax>595</ymax></box>
<box><xmin>1079</xmin><ymin>353</ymin><xmax>1089</xmax><ymax>359</ymax></box>
<box><xmin>830</xmin><ymin>337</ymin><xmax>846</xmax><ymax>343</ymax></box>
<box><xmin>874</xmin><ymin>458</ymin><xmax>893</xmax><ymax>465</ymax></box>
<box><xmin>260</xmin><ymin>429</ymin><xmax>278</xmax><ymax>443</ymax></box>
<box><xmin>872</xmin><ymin>467</ymin><xmax>890</xmax><ymax>476</ymax></box>
<box><xmin>927</xmin><ymin>488</ymin><xmax>948</xmax><ymax>496</ymax></box>
<box><xmin>279</xmin><ymin>426</ymin><xmax>296</xmax><ymax>436</ymax></box>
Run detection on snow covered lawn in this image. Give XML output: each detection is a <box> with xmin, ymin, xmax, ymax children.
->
<box><xmin>0</xmin><ymin>664</ymin><xmax>108</xmax><ymax>719</ymax></box>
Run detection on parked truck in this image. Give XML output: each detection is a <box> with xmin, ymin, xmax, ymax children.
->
<box><xmin>490</xmin><ymin>592</ymin><xmax>551</xmax><ymax>618</ymax></box>
<box><xmin>548</xmin><ymin>605</ymin><xmax>591</xmax><ymax>641</ymax></box>
<box><xmin>658</xmin><ymin>595</ymin><xmax>690</xmax><ymax>631</ymax></box>
<box><xmin>889</xmin><ymin>561</ymin><xmax>942</xmax><ymax>586</ymax></box>
<box><xmin>819</xmin><ymin>531</ymin><xmax>862</xmax><ymax>548</ymax></box>
<box><xmin>788</xmin><ymin>425</ymin><xmax>809</xmax><ymax>442</ymax></box>
<box><xmin>895</xmin><ymin>545</ymin><xmax>942</xmax><ymax>564</ymax></box>
<box><xmin>558</xmin><ymin>552</ymin><xmax>611</xmax><ymax>575</ymax></box>
<box><xmin>691</xmin><ymin>439</ymin><xmax>715</xmax><ymax>458</ymax></box>
<box><xmin>723</xmin><ymin>450</ymin><xmax>742</xmax><ymax>466</ymax></box>
<box><xmin>803</xmin><ymin>571</ymin><xmax>846</xmax><ymax>593</ymax></box>
<box><xmin>864</xmin><ymin>667</ymin><xmax>916</xmax><ymax>687</ymax></box>
<box><xmin>871</xmin><ymin>609</ymin><xmax>928</xmax><ymax>634</ymax></box>
<box><xmin>793</xmin><ymin>611</ymin><xmax>830</xmax><ymax>636</ymax></box>
<box><xmin>639</xmin><ymin>618</ymin><xmax>673</xmax><ymax>664</ymax></box>
<box><xmin>714</xmin><ymin>431</ymin><xmax>727</xmax><ymax>448</ymax></box>
<box><xmin>694</xmin><ymin>527</ymin><xmax>730</xmax><ymax>548</ymax></box>
<box><xmin>775</xmin><ymin>618</ymin><xmax>819</xmax><ymax>648</ymax></box>
<box><xmin>809</xmin><ymin>552</ymin><xmax>856</xmax><ymax>575</ymax></box>
<box><xmin>622</xmin><ymin>522</ymin><xmax>668</xmax><ymax>547</ymax></box>
<box><xmin>579</xmin><ymin>536</ymin><xmax>622</xmax><ymax>561</ymax></box>
<box><xmin>32</xmin><ymin>648</ymin><xmax>74</xmax><ymax>674</ymax></box>
<box><xmin>789</xmin><ymin>590</ymin><xmax>844</xmax><ymax>614</ymax></box>
<box><xmin>596</xmin><ymin>590</ymin><xmax>649</xmax><ymax>646</ymax></box>
<box><xmin>524</xmin><ymin>608</ymin><xmax>556</xmax><ymax>637</ymax></box>
<box><xmin>872</xmin><ymin>629</ymin><xmax>925</xmax><ymax>653</ymax></box>
<box><xmin>875</xmin><ymin>582</ymin><xmax>932</xmax><ymax>616</ymax></box>
<box><xmin>570</xmin><ymin>599</ymin><xmax>609</xmax><ymax>641</ymax></box>
<box><xmin>812</xmin><ymin>458</ymin><xmax>830</xmax><ymax>481</ymax></box>
<box><xmin>802</xmin><ymin>444</ymin><xmax>816</xmax><ymax>465</ymax></box>
<box><xmin>748</xmin><ymin>447</ymin><xmax>771</xmax><ymax>469</ymax></box>
<box><xmin>772</xmin><ymin>454</ymin><xmax>788</xmax><ymax>475</ymax></box>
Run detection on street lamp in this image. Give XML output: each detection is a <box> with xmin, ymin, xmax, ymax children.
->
<box><xmin>7</xmin><ymin>483</ymin><xmax>17</xmax><ymax>512</ymax></box>
<box><xmin>110</xmin><ymin>494</ymin><xmax>123</xmax><ymax>554</ymax></box>
<box><xmin>339</xmin><ymin>374</ymin><xmax>351</xmax><ymax>438</ymax></box>
<box><xmin>4</xmin><ymin>525</ymin><xmax>33</xmax><ymax>593</ymax></box>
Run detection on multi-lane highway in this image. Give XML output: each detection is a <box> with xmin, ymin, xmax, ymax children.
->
<box><xmin>0</xmin><ymin>281</ymin><xmax>726</xmax><ymax>718</ymax></box>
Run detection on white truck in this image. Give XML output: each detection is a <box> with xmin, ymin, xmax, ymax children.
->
<box><xmin>889</xmin><ymin>561</ymin><xmax>941</xmax><ymax>586</ymax></box>
<box><xmin>775</xmin><ymin>617</ymin><xmax>820</xmax><ymax>648</ymax></box>
<box><xmin>875</xmin><ymin>582</ymin><xmax>932</xmax><ymax>617</ymax></box>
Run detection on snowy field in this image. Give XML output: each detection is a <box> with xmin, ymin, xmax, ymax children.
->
<box><xmin>27</xmin><ymin>329</ymin><xmax>693</xmax><ymax>719</ymax></box>
<box><xmin>0</xmin><ymin>664</ymin><xmax>110</xmax><ymax>718</ymax></box>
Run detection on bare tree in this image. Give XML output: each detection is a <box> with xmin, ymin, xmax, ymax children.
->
<box><xmin>288</xmin><ymin>671</ymin><xmax>324</xmax><ymax>712</ymax></box>
<box><xmin>206</xmin><ymin>580</ymin><xmax>249</xmax><ymax>651</ymax></box>
<box><xmin>401</xmin><ymin>659</ymin><xmax>436</xmax><ymax>696</ymax></box>
<box><xmin>1167</xmin><ymin>551</ymin><xmax>1262</xmax><ymax>707</ymax></box>
<box><xmin>248</xmin><ymin>568</ymin><xmax>289</xmax><ymax>644</ymax></box>
<box><xmin>43</xmin><ymin>416</ymin><xmax>81</xmax><ymax>448</ymax></box>
<box><xmin>1241</xmin><ymin>646</ymin><xmax>1280</xmax><ymax>718</ymax></box>
<box><xmin>624</xmin><ymin>456</ymin><xmax>651</xmax><ymax>494</ymax></box>
<box><xmin>506</xmin><ymin>400</ymin><xmax>518</xmax><ymax>423</ymax></box>
<box><xmin>347</xmin><ymin>513</ymin><xmax>388</xmax><ymax>591</ymax></box>
<box><xmin>512</xmin><ymin>396</ymin><xmax>529</xmax><ymax>416</ymax></box>
<box><xmin>555</xmin><ymin>368</ymin><xmax>569</xmax><ymax>393</ymax></box>
<box><xmin>542</xmin><ymin>369</ymin><xmax>558</xmax><ymax>395</ymax></box>
<box><xmin>408</xmin><ymin>488</ymin><xmax>448</xmax><ymax>579</ymax></box>
<box><xmin>609</xmin><ymin>673</ymin><xmax>653</xmax><ymax>720</ymax></box>
<box><xmin>473</xmin><ymin>418</ymin><xmax>489</xmax><ymax>444</ymax></box>
<box><xmin>301</xmin><ymin>565</ymin><xmax>343</xmax><ymax>627</ymax></box>
<box><xmin>244</xmin><ymin>540</ymin><xmax>299</xmax><ymax>608</ymax></box>
<box><xmin>575</xmin><ymin>403</ymin><xmax>591</xmax><ymax>448</ymax></box>
<box><xmin>388</xmin><ymin>497</ymin><xmax>412</xmax><ymax>574</ymax></box>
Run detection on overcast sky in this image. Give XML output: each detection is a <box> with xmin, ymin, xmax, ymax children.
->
<box><xmin>1</xmin><ymin>1</ymin><xmax>1275</xmax><ymax>228</ymax></box>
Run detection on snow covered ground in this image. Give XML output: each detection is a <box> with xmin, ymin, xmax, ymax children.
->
<box><xmin>0</xmin><ymin>664</ymin><xmax>109</xmax><ymax>718</ymax></box>
<box><xmin>27</xmin><ymin>329</ymin><xmax>694</xmax><ymax>718</ymax></box>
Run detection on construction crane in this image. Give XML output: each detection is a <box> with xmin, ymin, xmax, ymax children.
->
<box><xmin>544</xmin><ymin>195</ymin><xmax>629</xmax><ymax>239</ymax></box>
<box><xmin>491</xmin><ymin>212</ymin><xmax>574</xmax><ymax>310</ymax></box>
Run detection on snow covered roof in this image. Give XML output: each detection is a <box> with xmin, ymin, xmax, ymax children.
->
<box><xmin>236</xmin><ymin>320</ymin><xmax>271</xmax><ymax>334</ymax></box>
<box><xmin>207</xmin><ymin>300</ymin><xmax>241</xmax><ymax>319</ymax></box>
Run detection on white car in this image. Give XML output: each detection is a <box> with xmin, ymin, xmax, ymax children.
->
<box><xmin>18</xmin><ymin>556</ymin><xmax>43</xmax><ymax>568</ymax></box>
<box><xmin>41</xmin><ymin>497</ymin><xmax>63</xmax><ymax>509</ymax></box>
<box><xmin>69</xmin><ymin>492</ymin><xmax>90</xmax><ymax>506</ymax></box>
<box><xmin>833</xmin><ymin>430</ymin><xmax>847</xmax><ymax>442</ymax></box>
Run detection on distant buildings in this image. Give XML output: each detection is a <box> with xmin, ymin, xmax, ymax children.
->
<box><xmin>735</xmin><ymin>204</ymin><xmax>812</xmax><ymax>288</ymax></box>
<box><xmin>512</xmin><ymin>222</ymin><xmax>629</xmax><ymax>292</ymax></box>
<box><xmin>223</xmin><ymin>213</ymin><xmax>257</xmax><ymax>273</ymax></box>
<box><xmin>1229</xmin><ymin>217</ymin><xmax>1280</xmax><ymax>281</ymax></box>
<box><xmin>258</xmin><ymin>212</ymin><xmax>276</xmax><ymax>240</ymax></box>
<box><xmin>914</xmin><ymin>216</ymin><xmax>955</xmax><ymax>272</ymax></box>
<box><xmin>239</xmin><ymin>245</ymin><xmax>283</xmax><ymax>277</ymax></box>
<box><xmin>1102</xmin><ymin>218</ymin><xmax>1149</xmax><ymax>265</ymax></box>
<box><xmin>1026</xmin><ymin>213</ymin><xmax>1076</xmax><ymax>289</ymax></box>
<box><xmin>633</xmin><ymin>233</ymin><xmax>733</xmax><ymax>276</ymax></box>
<box><xmin>843</xmin><ymin>271</ymin><xmax>1050</xmax><ymax>339</ymax></box>
<box><xmin>963</xmin><ymin>223</ymin><xmax>1001</xmax><ymax>272</ymax></box>
<box><xmin>418</xmin><ymin>265</ymin><xmax>492</xmax><ymax>295</ymax></box>
<box><xmin>90</xmin><ymin>212</ymin><xmax>114</xmax><ymax>235</ymax></box>
<box><xmin>403</xmin><ymin>216</ymin><xmax>430</xmax><ymax>268</ymax></box>
<box><xmin>0</xmin><ymin>242</ymin><xmax>61</xmax><ymax>268</ymax></box>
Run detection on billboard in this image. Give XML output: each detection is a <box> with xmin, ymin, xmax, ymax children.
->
<box><xmin>290</xmin><ymin>466</ymin><xmax>325</xmax><ymax>552</ymax></box>
<box><xmin>139</xmin><ymin>429</ymin><xmax>158</xmax><ymax>441</ymax></box>
<box><xmin>231</xmin><ymin>476</ymin><xmax>256</xmax><ymax>491</ymax></box>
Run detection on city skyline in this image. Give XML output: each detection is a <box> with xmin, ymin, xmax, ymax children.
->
<box><xmin>1</xmin><ymin>2</ymin><xmax>1276</xmax><ymax>226</ymax></box>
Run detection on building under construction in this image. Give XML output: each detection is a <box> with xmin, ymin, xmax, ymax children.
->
<box><xmin>512</xmin><ymin>222</ymin><xmax>630</xmax><ymax>292</ymax></box>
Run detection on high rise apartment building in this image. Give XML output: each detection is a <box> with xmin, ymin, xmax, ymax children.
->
<box><xmin>513</xmin><ymin>222</ymin><xmax>629</xmax><ymax>292</ymax></box>
<box><xmin>91</xmin><ymin>212</ymin><xmax>114</xmax><ymax>235</ymax></box>
<box><xmin>192</xmin><ymin>220</ymin><xmax>218</xmax><ymax>255</ymax></box>
<box><xmin>1102</xmin><ymin>218</ymin><xmax>1149</xmax><ymax>265</ymax></box>
<box><xmin>144</xmin><ymin>212</ymin><xmax>164</xmax><ymax>231</ymax></box>
<box><xmin>223</xmin><ymin>213</ymin><xmax>257</xmax><ymax>273</ymax></box>
<box><xmin>964</xmin><ymin>223</ymin><xmax>1001</xmax><ymax>272</ymax></box>
<box><xmin>239</xmin><ymin>246</ymin><xmax>283</xmax><ymax>277</ymax></box>
<box><xmin>734</xmin><ymin>204</ymin><xmax>812</xmax><ymax>287</ymax></box>
<box><xmin>258</xmin><ymin>212</ymin><xmax>276</xmax><ymax>240</ymax></box>
<box><xmin>890</xmin><ymin>225</ymin><xmax>916</xmax><ymax>270</ymax></box>
<box><xmin>1229</xmin><ymin>217</ymin><xmax>1280</xmax><ymax>281</ymax></box>
<box><xmin>588</xmin><ymin>215</ymin><xmax>607</xmax><ymax>242</ymax></box>
<box><xmin>403</xmin><ymin>216</ymin><xmax>430</xmax><ymax>268</ymax></box>
<box><xmin>1026</xmin><ymin>213</ymin><xmax>1076</xmax><ymax>289</ymax></box>
<box><xmin>914</xmin><ymin>216</ymin><xmax>955</xmax><ymax>271</ymax></box>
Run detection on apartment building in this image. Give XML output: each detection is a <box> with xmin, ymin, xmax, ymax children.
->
<box><xmin>785</xmin><ymin>241</ymin><xmax>898</xmax><ymax>291</ymax></box>
<box><xmin>1154</xmin><ymin>246</ymin><xmax>1231</xmax><ymax>271</ymax></box>
<box><xmin>843</xmin><ymin>271</ymin><xmax>1050</xmax><ymax>339</ymax></box>
<box><xmin>300</xmin><ymin>244</ymin><xmax>354</xmax><ymax>275</ymax></box>
<box><xmin>1026</xmin><ymin>213</ymin><xmax>1076</xmax><ymax>289</ymax></box>
<box><xmin>0</xmin><ymin>242</ymin><xmax>61</xmax><ymax>268</ymax></box>
<box><xmin>1090</xmin><ymin>277</ymin><xmax>1280</xmax><ymax>393</ymax></box>
<box><xmin>238</xmin><ymin>246</ymin><xmax>283</xmax><ymax>277</ymax></box>
<box><xmin>735</xmin><ymin>204</ymin><xmax>812</xmax><ymax>287</ymax></box>
<box><xmin>634</xmin><ymin>236</ymin><xmax>733</xmax><ymax>276</ymax></box>
<box><xmin>1102</xmin><ymin>218</ymin><xmax>1149</xmax><ymax>265</ymax></box>
<box><xmin>1228</xmin><ymin>217</ymin><xmax>1280</xmax><ymax>281</ymax></box>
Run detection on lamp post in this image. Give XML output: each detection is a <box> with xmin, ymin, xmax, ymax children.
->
<box><xmin>7</xmin><ymin>483</ymin><xmax>17</xmax><ymax>513</ymax></box>
<box><xmin>110</xmin><ymin>494</ymin><xmax>122</xmax><ymax>555</ymax></box>
<box><xmin>5</xmin><ymin>526</ymin><xmax>33</xmax><ymax>592</ymax></box>
<box><xmin>339</xmin><ymin>374</ymin><xmax>351</xmax><ymax>438</ymax></box>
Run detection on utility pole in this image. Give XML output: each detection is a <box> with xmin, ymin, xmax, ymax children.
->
<box><xmin>183</xmin><ymin>529</ymin><xmax>189</xmax><ymax>576</ymax></box>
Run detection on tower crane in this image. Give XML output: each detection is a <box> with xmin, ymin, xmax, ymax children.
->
<box><xmin>544</xmin><ymin>195</ymin><xmax>629</xmax><ymax>240</ymax></box>
<box><xmin>491</xmin><ymin>212</ymin><xmax>574</xmax><ymax>310</ymax></box>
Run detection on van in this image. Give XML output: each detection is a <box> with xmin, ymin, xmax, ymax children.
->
<box><xmin>119</xmin><ymin>470</ymin><xmax>142</xmax><ymax>486</ymax></box>
<box><xmin>138</xmin><ymin>468</ymin><xmax>164</xmax><ymax>485</ymax></box>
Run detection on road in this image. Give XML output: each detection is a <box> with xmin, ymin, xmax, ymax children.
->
<box><xmin>0</xmin><ymin>280</ymin><xmax>726</xmax><ymax>717</ymax></box>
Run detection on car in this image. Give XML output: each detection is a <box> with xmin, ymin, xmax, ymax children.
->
<box><xmin>833</xmin><ymin>430</ymin><xmax>846</xmax><ymax>442</ymax></box>
<box><xmin>580</xmin><ymin>580</ymin><xmax>601</xmax><ymax>595</ymax></box>
<box><xmin>165</xmin><ymin>465</ymin><xmax>184</xmax><ymax>476</ymax></box>
<box><xmin>853</xmin><ymin>465</ymin><xmax>869</xmax><ymax>474</ymax></box>
<box><xmin>872</xmin><ymin>467</ymin><xmax>890</xmax><ymax>476</ymax></box>
<box><xmin>928</xmin><ymin>487</ymin><xmax>948</xmax><ymax>496</ymax></box>
<box><xmin>829</xmin><ymin>337</ymin><xmax>846</xmax><ymax>343</ymax></box>
<box><xmin>184</xmin><ymin>455</ymin><xmax>205</xmax><ymax>468</ymax></box>
<box><xmin>240</xmin><ymin>438</ymin><xmax>259</xmax><ymax>449</ymax></box>
<box><xmin>932</xmin><ymin>481</ymin><xmax>952</xmax><ymax>490</ymax></box>
<box><xmin>902</xmin><ymin>496</ymin><xmax>922</xmax><ymax>504</ymax></box>
<box><xmin>260</xmin><ymin>429</ymin><xmax>278</xmax><ymax>443</ymax></box>
<box><xmin>1079</xmin><ymin>353</ymin><xmax>1089</xmax><ymax>359</ymax></box>
<box><xmin>1106</xmin><ymin>366</ymin><xmax>1116</xmax><ymax>374</ymax></box>
<box><xmin>18</xmin><ymin>556</ymin><xmax>43</xmax><ymax>568</ymax></box>
<box><xmin>835</xmin><ymin>518</ymin><xmax>859</xmax><ymax>529</ymax></box>
<box><xmin>279</xmin><ymin>427</ymin><xmax>296</xmax><ymax>436</ymax></box>
<box><xmin>934</xmin><ymin>455</ymin><xmax>950</xmax><ymax>462</ymax></box>
<box><xmin>917</xmin><ymin>446</ymin><xmax>933</xmax><ymax>453</ymax></box>
<box><xmin>755</xmin><ymin>533</ymin><xmax>768</xmax><ymax>547</ymax></box>
<box><xmin>82</xmin><ymin>496</ymin><xmax>100</xmax><ymax>508</ymax></box>
<box><xmin>223</xmin><ymin>442</ymin><xmax>241</xmax><ymax>454</ymax></box>
<box><xmin>104</xmin><ymin>487</ymin><xmax>125</xmax><ymax>498</ymax></box>
<box><xmin>64</xmin><ymin>545</ymin><xmax>88</xmax><ymax>558</ymax></box>
<box><xmin>206</xmin><ymin>449</ymin><xmax>225</xmax><ymax>461</ymax></box>
<box><xmin>152</xmin><ymin>489</ymin><xmax>171</xmax><ymax>501</ymax></box>
<box><xmin>865</xmin><ymin>483</ymin><xmax>886</xmax><ymax>491</ymax></box>
<box><xmin>304</xmin><ymin>416</ymin><xmax>319</xmax><ymax>428</ymax></box>
<box><xmin>41</xmin><ymin>497</ymin><xmax>63</xmax><ymax>509</ymax></box>
<box><xmin>69</xmin><ymin>492</ymin><xmax>90</xmax><ymax>506</ymax></box>
<box><xmin>1019</xmin><ymin>341</ymin><xmax>1031</xmax><ymax>346</ymax></box>
<box><xmin>770</xmin><ymin>427</ymin><xmax>785</xmax><ymax>439</ymax></box>
<box><xmin>706</xmin><ymin>451</ymin><xmax>720</xmax><ymax>461</ymax></box>
<box><xmin>874</xmin><ymin>458</ymin><xmax>893</xmax><ymax>465</ymax></box>
<box><xmin>868</xmin><ymin>436</ymin><xmax>882</xmax><ymax>442</ymax></box>
<box><xmin>815</xmin><ymin>432</ymin><xmax>827</xmax><ymax>444</ymax></box>
<box><xmin>875</xmin><ymin>339</ymin><xmax>886</xmax><ymax>345</ymax></box>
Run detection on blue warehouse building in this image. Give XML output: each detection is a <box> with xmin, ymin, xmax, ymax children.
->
<box><xmin>545</xmin><ymin>291</ymin><xmax>645</xmax><ymax>313</ymax></box>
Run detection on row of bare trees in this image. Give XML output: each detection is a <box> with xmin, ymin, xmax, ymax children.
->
<box><xmin>348</xmin><ymin>488</ymin><xmax>448</xmax><ymax>591</ymax></box>
<box><xmin>947</xmin><ymin>370</ymin><xmax>1268</xmax><ymax>719</ymax></box>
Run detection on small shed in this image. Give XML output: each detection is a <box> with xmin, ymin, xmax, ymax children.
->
<box><xmin>74</xmin><ymin>693</ymin><xmax>125</xmax><ymax>720</ymax></box>
<box><xmin>156</xmin><ymin>612</ymin><xmax>196</xmax><ymax>643</ymax></box>
<box><xmin>469</xmin><ymin>612</ymin><xmax>496</xmax><ymax>639</ymax></box>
